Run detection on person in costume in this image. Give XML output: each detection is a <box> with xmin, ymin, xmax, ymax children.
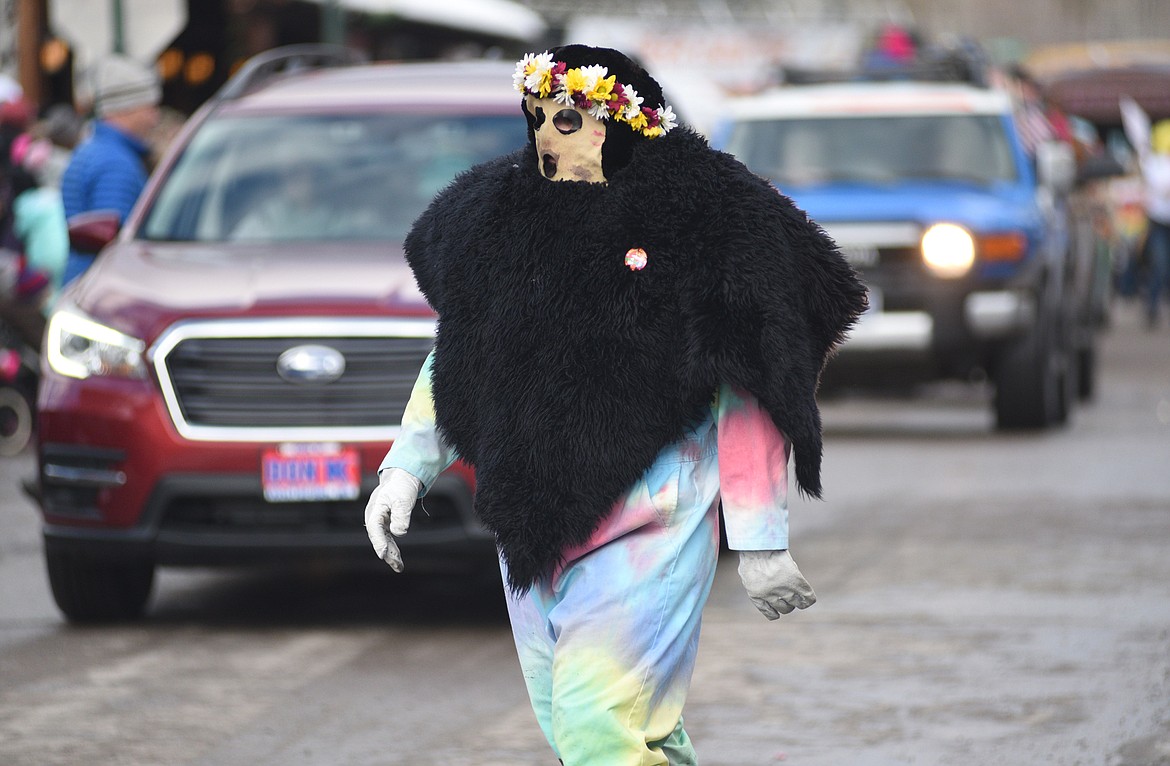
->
<box><xmin>365</xmin><ymin>45</ymin><xmax>867</xmax><ymax>765</ymax></box>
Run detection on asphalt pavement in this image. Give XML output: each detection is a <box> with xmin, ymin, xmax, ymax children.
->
<box><xmin>0</xmin><ymin>300</ymin><xmax>1168</xmax><ymax>765</ymax></box>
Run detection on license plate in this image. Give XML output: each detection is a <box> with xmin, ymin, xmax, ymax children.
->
<box><xmin>262</xmin><ymin>443</ymin><xmax>360</xmax><ymax>502</ymax></box>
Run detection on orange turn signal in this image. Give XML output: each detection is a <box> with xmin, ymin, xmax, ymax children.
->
<box><xmin>977</xmin><ymin>232</ymin><xmax>1028</xmax><ymax>262</ymax></box>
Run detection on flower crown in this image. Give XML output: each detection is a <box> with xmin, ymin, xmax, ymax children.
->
<box><xmin>513</xmin><ymin>51</ymin><xmax>677</xmax><ymax>139</ymax></box>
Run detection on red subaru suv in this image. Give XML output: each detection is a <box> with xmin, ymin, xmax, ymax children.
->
<box><xmin>36</xmin><ymin>46</ymin><xmax>526</xmax><ymax>622</ymax></box>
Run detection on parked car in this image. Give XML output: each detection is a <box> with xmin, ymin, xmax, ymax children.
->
<box><xmin>35</xmin><ymin>46</ymin><xmax>528</xmax><ymax>622</ymax></box>
<box><xmin>716</xmin><ymin>77</ymin><xmax>1100</xmax><ymax>428</ymax></box>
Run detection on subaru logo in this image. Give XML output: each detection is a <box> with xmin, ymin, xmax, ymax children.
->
<box><xmin>276</xmin><ymin>344</ymin><xmax>346</xmax><ymax>384</ymax></box>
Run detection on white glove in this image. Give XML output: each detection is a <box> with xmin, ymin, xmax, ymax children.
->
<box><xmin>363</xmin><ymin>468</ymin><xmax>422</xmax><ymax>572</ymax></box>
<box><xmin>737</xmin><ymin>549</ymin><xmax>817</xmax><ymax>621</ymax></box>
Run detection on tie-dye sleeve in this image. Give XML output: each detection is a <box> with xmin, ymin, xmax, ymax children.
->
<box><xmin>716</xmin><ymin>383</ymin><xmax>790</xmax><ymax>550</ymax></box>
<box><xmin>378</xmin><ymin>350</ymin><xmax>460</xmax><ymax>491</ymax></box>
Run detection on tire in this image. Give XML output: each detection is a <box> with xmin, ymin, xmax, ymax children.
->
<box><xmin>0</xmin><ymin>385</ymin><xmax>33</xmax><ymax>457</ymax></box>
<box><xmin>1076</xmin><ymin>342</ymin><xmax>1096</xmax><ymax>402</ymax></box>
<box><xmin>45</xmin><ymin>549</ymin><xmax>155</xmax><ymax>623</ymax></box>
<box><xmin>993</xmin><ymin>311</ymin><xmax>1072</xmax><ymax>430</ymax></box>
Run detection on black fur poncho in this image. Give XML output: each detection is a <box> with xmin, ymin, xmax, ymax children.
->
<box><xmin>405</xmin><ymin>126</ymin><xmax>867</xmax><ymax>592</ymax></box>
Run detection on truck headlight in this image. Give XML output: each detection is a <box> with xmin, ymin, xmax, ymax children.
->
<box><xmin>46</xmin><ymin>309</ymin><xmax>147</xmax><ymax>380</ymax></box>
<box><xmin>921</xmin><ymin>223</ymin><xmax>975</xmax><ymax>278</ymax></box>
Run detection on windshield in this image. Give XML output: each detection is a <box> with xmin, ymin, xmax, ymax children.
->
<box><xmin>141</xmin><ymin>112</ymin><xmax>526</xmax><ymax>243</ymax></box>
<box><xmin>726</xmin><ymin>114</ymin><xmax>1018</xmax><ymax>187</ymax></box>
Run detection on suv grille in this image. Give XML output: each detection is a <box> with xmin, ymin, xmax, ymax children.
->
<box><xmin>168</xmin><ymin>336</ymin><xmax>429</xmax><ymax>427</ymax></box>
<box><xmin>153</xmin><ymin>318</ymin><xmax>435</xmax><ymax>441</ymax></box>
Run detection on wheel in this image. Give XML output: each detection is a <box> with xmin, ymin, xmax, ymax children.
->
<box><xmin>993</xmin><ymin>311</ymin><xmax>1072</xmax><ymax>430</ymax></box>
<box><xmin>45</xmin><ymin>549</ymin><xmax>155</xmax><ymax>623</ymax></box>
<box><xmin>1076</xmin><ymin>342</ymin><xmax>1097</xmax><ymax>402</ymax></box>
<box><xmin>0</xmin><ymin>384</ymin><xmax>33</xmax><ymax>457</ymax></box>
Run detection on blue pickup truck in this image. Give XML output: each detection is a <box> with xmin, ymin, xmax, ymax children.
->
<box><xmin>717</xmin><ymin>80</ymin><xmax>1098</xmax><ymax>429</ymax></box>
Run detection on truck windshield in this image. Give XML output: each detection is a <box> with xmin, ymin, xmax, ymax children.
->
<box><xmin>140</xmin><ymin>112</ymin><xmax>525</xmax><ymax>243</ymax></box>
<box><xmin>727</xmin><ymin>114</ymin><xmax>1017</xmax><ymax>187</ymax></box>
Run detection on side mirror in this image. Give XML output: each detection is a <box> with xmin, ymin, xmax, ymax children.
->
<box><xmin>1035</xmin><ymin>140</ymin><xmax>1076</xmax><ymax>195</ymax></box>
<box><xmin>67</xmin><ymin>210</ymin><xmax>121</xmax><ymax>255</ymax></box>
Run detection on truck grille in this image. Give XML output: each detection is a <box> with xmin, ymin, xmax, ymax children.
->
<box><xmin>823</xmin><ymin>221</ymin><xmax>922</xmax><ymax>272</ymax></box>
<box><xmin>153</xmin><ymin>318</ymin><xmax>435</xmax><ymax>441</ymax></box>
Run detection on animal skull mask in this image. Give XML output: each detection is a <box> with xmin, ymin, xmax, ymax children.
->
<box><xmin>524</xmin><ymin>95</ymin><xmax>607</xmax><ymax>183</ymax></box>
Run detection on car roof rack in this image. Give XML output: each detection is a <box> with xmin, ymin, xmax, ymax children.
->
<box><xmin>214</xmin><ymin>44</ymin><xmax>368</xmax><ymax>101</ymax></box>
<box><xmin>781</xmin><ymin>37</ymin><xmax>995</xmax><ymax>89</ymax></box>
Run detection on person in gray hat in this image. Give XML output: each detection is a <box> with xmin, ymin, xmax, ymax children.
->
<box><xmin>59</xmin><ymin>54</ymin><xmax>161</xmax><ymax>285</ymax></box>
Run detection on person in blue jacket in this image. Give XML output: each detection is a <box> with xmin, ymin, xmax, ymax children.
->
<box><xmin>59</xmin><ymin>54</ymin><xmax>160</xmax><ymax>286</ymax></box>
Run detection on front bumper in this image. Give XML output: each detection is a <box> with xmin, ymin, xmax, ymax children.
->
<box><xmin>42</xmin><ymin>470</ymin><xmax>489</xmax><ymax>568</ymax></box>
<box><xmin>963</xmin><ymin>290</ymin><xmax>1037</xmax><ymax>338</ymax></box>
<box><xmin>36</xmin><ymin>368</ymin><xmax>489</xmax><ymax>569</ymax></box>
<box><xmin>845</xmin><ymin>288</ymin><xmax>1037</xmax><ymax>352</ymax></box>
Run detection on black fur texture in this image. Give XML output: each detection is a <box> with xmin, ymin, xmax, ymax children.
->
<box><xmin>405</xmin><ymin>125</ymin><xmax>867</xmax><ymax>593</ymax></box>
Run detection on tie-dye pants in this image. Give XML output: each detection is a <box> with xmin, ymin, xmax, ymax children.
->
<box><xmin>380</xmin><ymin>355</ymin><xmax>791</xmax><ymax>764</ymax></box>
<box><xmin>502</xmin><ymin>430</ymin><xmax>723</xmax><ymax>766</ymax></box>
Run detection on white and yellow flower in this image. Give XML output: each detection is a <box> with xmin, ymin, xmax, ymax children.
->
<box><xmin>657</xmin><ymin>105</ymin><xmax>678</xmax><ymax>133</ymax></box>
<box><xmin>557</xmin><ymin>67</ymin><xmax>590</xmax><ymax>106</ymax></box>
<box><xmin>622</xmin><ymin>86</ymin><xmax>644</xmax><ymax>122</ymax></box>
<box><xmin>515</xmin><ymin>50</ymin><xmax>557</xmax><ymax>98</ymax></box>
<box><xmin>513</xmin><ymin>52</ymin><xmax>676</xmax><ymax>138</ymax></box>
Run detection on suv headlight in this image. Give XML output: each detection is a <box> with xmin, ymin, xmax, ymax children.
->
<box><xmin>46</xmin><ymin>309</ymin><xmax>147</xmax><ymax>380</ymax></box>
<box><xmin>921</xmin><ymin>223</ymin><xmax>976</xmax><ymax>278</ymax></box>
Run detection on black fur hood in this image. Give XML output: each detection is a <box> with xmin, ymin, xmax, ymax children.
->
<box><xmin>405</xmin><ymin>126</ymin><xmax>867</xmax><ymax>592</ymax></box>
